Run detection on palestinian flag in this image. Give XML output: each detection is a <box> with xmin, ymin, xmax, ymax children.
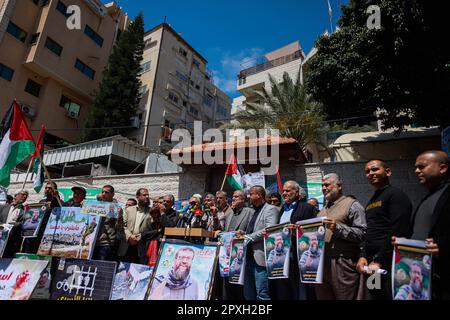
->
<box><xmin>0</xmin><ymin>101</ymin><xmax>36</xmax><ymax>187</ymax></box>
<box><xmin>225</xmin><ymin>154</ymin><xmax>243</xmax><ymax>190</ymax></box>
<box><xmin>33</xmin><ymin>125</ymin><xmax>45</xmax><ymax>193</ymax></box>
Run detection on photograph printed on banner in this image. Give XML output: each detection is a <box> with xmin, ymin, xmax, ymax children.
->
<box><xmin>21</xmin><ymin>204</ymin><xmax>47</xmax><ymax>238</ymax></box>
<box><xmin>15</xmin><ymin>253</ymin><xmax>52</xmax><ymax>300</ymax></box>
<box><xmin>37</xmin><ymin>207</ymin><xmax>100</xmax><ymax>259</ymax></box>
<box><xmin>0</xmin><ymin>258</ymin><xmax>49</xmax><ymax>300</ymax></box>
<box><xmin>228</xmin><ymin>238</ymin><xmax>246</xmax><ymax>285</ymax></box>
<box><xmin>147</xmin><ymin>240</ymin><xmax>219</xmax><ymax>300</ymax></box>
<box><xmin>264</xmin><ymin>224</ymin><xmax>291</xmax><ymax>279</ymax></box>
<box><xmin>393</xmin><ymin>239</ymin><xmax>431</xmax><ymax>300</ymax></box>
<box><xmin>81</xmin><ymin>200</ymin><xmax>123</xmax><ymax>219</ymax></box>
<box><xmin>0</xmin><ymin>224</ymin><xmax>12</xmax><ymax>258</ymax></box>
<box><xmin>218</xmin><ymin>231</ymin><xmax>236</xmax><ymax>277</ymax></box>
<box><xmin>51</xmin><ymin>258</ymin><xmax>117</xmax><ymax>300</ymax></box>
<box><xmin>111</xmin><ymin>262</ymin><xmax>153</xmax><ymax>300</ymax></box>
<box><xmin>297</xmin><ymin>217</ymin><xmax>326</xmax><ymax>284</ymax></box>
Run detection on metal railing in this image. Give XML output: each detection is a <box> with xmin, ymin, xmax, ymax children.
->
<box><xmin>238</xmin><ymin>50</ymin><xmax>303</xmax><ymax>80</ymax></box>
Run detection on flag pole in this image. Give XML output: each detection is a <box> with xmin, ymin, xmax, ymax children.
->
<box><xmin>21</xmin><ymin>159</ymin><xmax>34</xmax><ymax>190</ymax></box>
<box><xmin>220</xmin><ymin>174</ymin><xmax>227</xmax><ymax>191</ymax></box>
<box><xmin>33</xmin><ymin>146</ymin><xmax>63</xmax><ymax>207</ymax></box>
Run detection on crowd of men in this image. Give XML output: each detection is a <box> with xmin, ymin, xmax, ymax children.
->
<box><xmin>0</xmin><ymin>150</ymin><xmax>449</xmax><ymax>300</ymax></box>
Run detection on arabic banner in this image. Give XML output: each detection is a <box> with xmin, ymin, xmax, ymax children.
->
<box><xmin>81</xmin><ymin>200</ymin><xmax>122</xmax><ymax>219</ymax></box>
<box><xmin>37</xmin><ymin>207</ymin><xmax>100</xmax><ymax>260</ymax></box>
<box><xmin>22</xmin><ymin>204</ymin><xmax>47</xmax><ymax>238</ymax></box>
<box><xmin>297</xmin><ymin>217</ymin><xmax>326</xmax><ymax>284</ymax></box>
<box><xmin>51</xmin><ymin>258</ymin><xmax>117</xmax><ymax>300</ymax></box>
<box><xmin>0</xmin><ymin>258</ymin><xmax>49</xmax><ymax>300</ymax></box>
<box><xmin>264</xmin><ymin>224</ymin><xmax>291</xmax><ymax>279</ymax></box>
<box><xmin>393</xmin><ymin>239</ymin><xmax>431</xmax><ymax>300</ymax></box>
<box><xmin>111</xmin><ymin>262</ymin><xmax>153</xmax><ymax>300</ymax></box>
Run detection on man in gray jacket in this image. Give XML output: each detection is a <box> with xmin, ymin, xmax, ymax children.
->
<box><xmin>237</xmin><ymin>186</ymin><xmax>278</xmax><ymax>300</ymax></box>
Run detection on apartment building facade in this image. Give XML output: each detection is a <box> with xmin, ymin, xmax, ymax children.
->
<box><xmin>232</xmin><ymin>41</ymin><xmax>306</xmax><ymax>115</ymax></box>
<box><xmin>127</xmin><ymin>23</ymin><xmax>231</xmax><ymax>150</ymax></box>
<box><xmin>0</xmin><ymin>0</ymin><xmax>127</xmax><ymax>144</ymax></box>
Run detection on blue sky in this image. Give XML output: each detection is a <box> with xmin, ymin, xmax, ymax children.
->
<box><xmin>117</xmin><ymin>0</ymin><xmax>347</xmax><ymax>98</ymax></box>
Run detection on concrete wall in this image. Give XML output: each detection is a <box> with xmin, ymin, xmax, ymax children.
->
<box><xmin>285</xmin><ymin>159</ymin><xmax>427</xmax><ymax>209</ymax></box>
<box><xmin>8</xmin><ymin>169</ymin><xmax>207</xmax><ymax>204</ymax></box>
<box><xmin>8</xmin><ymin>159</ymin><xmax>426</xmax><ymax>209</ymax></box>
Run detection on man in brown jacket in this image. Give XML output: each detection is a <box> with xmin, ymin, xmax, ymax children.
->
<box><xmin>316</xmin><ymin>173</ymin><xmax>367</xmax><ymax>300</ymax></box>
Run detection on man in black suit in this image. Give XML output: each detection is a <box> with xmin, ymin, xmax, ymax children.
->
<box><xmin>270</xmin><ymin>180</ymin><xmax>318</xmax><ymax>300</ymax></box>
<box><xmin>400</xmin><ymin>150</ymin><xmax>450</xmax><ymax>300</ymax></box>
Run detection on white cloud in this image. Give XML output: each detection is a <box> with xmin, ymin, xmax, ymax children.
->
<box><xmin>212</xmin><ymin>48</ymin><xmax>265</xmax><ymax>97</ymax></box>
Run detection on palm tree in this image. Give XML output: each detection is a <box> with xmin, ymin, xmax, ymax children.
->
<box><xmin>225</xmin><ymin>70</ymin><xmax>330</xmax><ymax>162</ymax></box>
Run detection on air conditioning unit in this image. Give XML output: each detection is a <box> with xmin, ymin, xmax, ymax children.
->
<box><xmin>20</xmin><ymin>104</ymin><xmax>36</xmax><ymax>118</ymax></box>
<box><xmin>67</xmin><ymin>110</ymin><xmax>79</xmax><ymax>119</ymax></box>
<box><xmin>130</xmin><ymin>116</ymin><xmax>141</xmax><ymax>129</ymax></box>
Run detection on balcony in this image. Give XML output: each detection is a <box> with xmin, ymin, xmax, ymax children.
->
<box><xmin>238</xmin><ymin>50</ymin><xmax>303</xmax><ymax>80</ymax></box>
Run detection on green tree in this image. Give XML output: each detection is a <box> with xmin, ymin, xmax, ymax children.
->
<box><xmin>83</xmin><ymin>13</ymin><xmax>145</xmax><ymax>141</ymax></box>
<box><xmin>306</xmin><ymin>0</ymin><xmax>450</xmax><ymax>132</ymax></box>
<box><xmin>225</xmin><ymin>71</ymin><xmax>329</xmax><ymax>162</ymax></box>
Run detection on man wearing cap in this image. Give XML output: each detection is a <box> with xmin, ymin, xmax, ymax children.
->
<box><xmin>63</xmin><ymin>187</ymin><xmax>86</xmax><ymax>207</ymax></box>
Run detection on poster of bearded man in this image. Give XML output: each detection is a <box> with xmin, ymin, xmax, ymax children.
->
<box><xmin>296</xmin><ymin>217</ymin><xmax>326</xmax><ymax>284</ymax></box>
<box><xmin>147</xmin><ymin>239</ymin><xmax>219</xmax><ymax>300</ymax></box>
<box><xmin>393</xmin><ymin>238</ymin><xmax>431</xmax><ymax>300</ymax></box>
<box><xmin>264</xmin><ymin>224</ymin><xmax>291</xmax><ymax>279</ymax></box>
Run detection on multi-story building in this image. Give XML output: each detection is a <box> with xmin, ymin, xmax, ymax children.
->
<box><xmin>0</xmin><ymin>0</ymin><xmax>127</xmax><ymax>144</ymax></box>
<box><xmin>232</xmin><ymin>41</ymin><xmax>306</xmax><ymax>115</ymax></box>
<box><xmin>127</xmin><ymin>23</ymin><xmax>231</xmax><ymax>150</ymax></box>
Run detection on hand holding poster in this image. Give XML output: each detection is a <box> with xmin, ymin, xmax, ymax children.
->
<box><xmin>147</xmin><ymin>240</ymin><xmax>219</xmax><ymax>300</ymax></box>
<box><xmin>111</xmin><ymin>262</ymin><xmax>153</xmax><ymax>300</ymax></box>
<box><xmin>21</xmin><ymin>204</ymin><xmax>47</xmax><ymax>238</ymax></box>
<box><xmin>393</xmin><ymin>238</ymin><xmax>431</xmax><ymax>300</ymax></box>
<box><xmin>228</xmin><ymin>237</ymin><xmax>246</xmax><ymax>285</ymax></box>
<box><xmin>264</xmin><ymin>224</ymin><xmax>291</xmax><ymax>279</ymax></box>
<box><xmin>0</xmin><ymin>224</ymin><xmax>12</xmax><ymax>258</ymax></box>
<box><xmin>218</xmin><ymin>231</ymin><xmax>236</xmax><ymax>277</ymax></box>
<box><xmin>296</xmin><ymin>217</ymin><xmax>326</xmax><ymax>284</ymax></box>
<box><xmin>81</xmin><ymin>200</ymin><xmax>122</xmax><ymax>219</ymax></box>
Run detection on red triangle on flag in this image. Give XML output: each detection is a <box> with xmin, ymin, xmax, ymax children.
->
<box><xmin>10</xmin><ymin>101</ymin><xmax>34</xmax><ymax>142</ymax></box>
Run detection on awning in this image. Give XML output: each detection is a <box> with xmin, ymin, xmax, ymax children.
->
<box><xmin>43</xmin><ymin>135</ymin><xmax>150</xmax><ymax>174</ymax></box>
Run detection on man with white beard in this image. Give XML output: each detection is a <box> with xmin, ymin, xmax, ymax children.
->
<box><xmin>394</xmin><ymin>261</ymin><xmax>429</xmax><ymax>300</ymax></box>
<box><xmin>299</xmin><ymin>234</ymin><xmax>322</xmax><ymax>273</ymax></box>
<box><xmin>149</xmin><ymin>247</ymin><xmax>199</xmax><ymax>300</ymax></box>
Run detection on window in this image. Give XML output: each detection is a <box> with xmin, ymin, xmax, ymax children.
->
<box><xmin>138</xmin><ymin>85</ymin><xmax>147</xmax><ymax>97</ymax></box>
<box><xmin>178</xmin><ymin>47</ymin><xmax>187</xmax><ymax>58</ymax></box>
<box><xmin>189</xmin><ymin>106</ymin><xmax>199</xmax><ymax>116</ymax></box>
<box><xmin>0</xmin><ymin>63</ymin><xmax>14</xmax><ymax>81</ymax></box>
<box><xmin>45</xmin><ymin>37</ymin><xmax>63</xmax><ymax>56</ymax></box>
<box><xmin>74</xmin><ymin>59</ymin><xmax>95</xmax><ymax>79</ymax></box>
<box><xmin>59</xmin><ymin>95</ymin><xmax>81</xmax><ymax>115</ymax></box>
<box><xmin>140</xmin><ymin>61</ymin><xmax>151</xmax><ymax>74</ymax></box>
<box><xmin>30</xmin><ymin>33</ymin><xmax>40</xmax><ymax>45</ymax></box>
<box><xmin>203</xmin><ymin>95</ymin><xmax>213</xmax><ymax>107</ymax></box>
<box><xmin>25</xmin><ymin>79</ymin><xmax>42</xmax><ymax>97</ymax></box>
<box><xmin>193</xmin><ymin>59</ymin><xmax>201</xmax><ymax>68</ymax></box>
<box><xmin>182</xmin><ymin>100</ymin><xmax>187</xmax><ymax>107</ymax></box>
<box><xmin>176</xmin><ymin>71</ymin><xmax>189</xmax><ymax>83</ymax></box>
<box><xmin>6</xmin><ymin>22</ymin><xmax>27</xmax><ymax>42</ymax></box>
<box><xmin>56</xmin><ymin>1</ymin><xmax>71</xmax><ymax>17</ymax></box>
<box><xmin>84</xmin><ymin>25</ymin><xmax>104</xmax><ymax>47</ymax></box>
<box><xmin>168</xmin><ymin>92</ymin><xmax>179</xmax><ymax>104</ymax></box>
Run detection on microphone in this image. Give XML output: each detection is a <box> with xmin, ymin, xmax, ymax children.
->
<box><xmin>364</xmin><ymin>266</ymin><xmax>388</xmax><ymax>275</ymax></box>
